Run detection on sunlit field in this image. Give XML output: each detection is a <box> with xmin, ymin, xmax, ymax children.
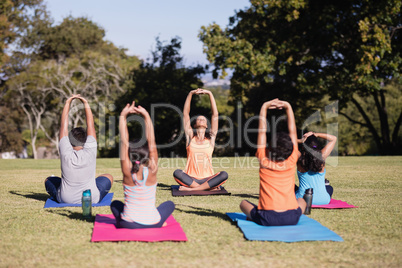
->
<box><xmin>1</xmin><ymin>156</ymin><xmax>401</xmax><ymax>267</ymax></box>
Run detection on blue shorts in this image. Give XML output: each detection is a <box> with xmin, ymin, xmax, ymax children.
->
<box><xmin>45</xmin><ymin>175</ymin><xmax>111</xmax><ymax>202</ymax></box>
<box><xmin>250</xmin><ymin>206</ymin><xmax>302</xmax><ymax>226</ymax></box>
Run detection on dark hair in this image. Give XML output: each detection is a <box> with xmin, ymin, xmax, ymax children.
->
<box><xmin>267</xmin><ymin>132</ymin><xmax>293</xmax><ymax>161</ymax></box>
<box><xmin>298</xmin><ymin>135</ymin><xmax>324</xmax><ymax>172</ymax></box>
<box><xmin>68</xmin><ymin>127</ymin><xmax>87</xmax><ymax>147</ymax></box>
<box><xmin>192</xmin><ymin>116</ymin><xmax>211</xmax><ymax>139</ymax></box>
<box><xmin>128</xmin><ymin>139</ymin><xmax>149</xmax><ymax>174</ymax></box>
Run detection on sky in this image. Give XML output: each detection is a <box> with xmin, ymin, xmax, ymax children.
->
<box><xmin>46</xmin><ymin>0</ymin><xmax>250</xmax><ymax>70</ymax></box>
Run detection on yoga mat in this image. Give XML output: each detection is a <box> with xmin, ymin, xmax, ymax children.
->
<box><xmin>227</xmin><ymin>212</ymin><xmax>343</xmax><ymax>242</ymax></box>
<box><xmin>171</xmin><ymin>185</ymin><xmax>231</xmax><ymax>196</ymax></box>
<box><xmin>312</xmin><ymin>199</ymin><xmax>358</xmax><ymax>209</ymax></box>
<box><xmin>91</xmin><ymin>214</ymin><xmax>188</xmax><ymax>242</ymax></box>
<box><xmin>44</xmin><ymin>193</ymin><xmax>114</xmax><ymax>208</ymax></box>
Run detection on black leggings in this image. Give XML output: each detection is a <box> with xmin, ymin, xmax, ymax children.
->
<box><xmin>294</xmin><ymin>185</ymin><xmax>334</xmax><ymax>197</ymax></box>
<box><xmin>110</xmin><ymin>200</ymin><xmax>175</xmax><ymax>229</ymax></box>
<box><xmin>173</xmin><ymin>170</ymin><xmax>228</xmax><ymax>188</ymax></box>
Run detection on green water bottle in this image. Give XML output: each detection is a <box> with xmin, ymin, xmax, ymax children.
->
<box><xmin>82</xmin><ymin>189</ymin><xmax>92</xmax><ymax>219</ymax></box>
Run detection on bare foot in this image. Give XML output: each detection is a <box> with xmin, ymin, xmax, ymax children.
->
<box><xmin>179</xmin><ymin>185</ymin><xmax>221</xmax><ymax>191</ymax></box>
<box><xmin>179</xmin><ymin>186</ymin><xmax>193</xmax><ymax>191</ymax></box>
<box><xmin>209</xmin><ymin>186</ymin><xmax>221</xmax><ymax>191</ymax></box>
<box><xmin>162</xmin><ymin>222</ymin><xmax>167</xmax><ymax>227</ymax></box>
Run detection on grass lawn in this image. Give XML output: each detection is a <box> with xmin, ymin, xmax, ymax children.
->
<box><xmin>0</xmin><ymin>156</ymin><xmax>401</xmax><ymax>267</ymax></box>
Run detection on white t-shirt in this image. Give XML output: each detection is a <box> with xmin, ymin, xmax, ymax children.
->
<box><xmin>57</xmin><ymin>135</ymin><xmax>100</xmax><ymax>203</ymax></box>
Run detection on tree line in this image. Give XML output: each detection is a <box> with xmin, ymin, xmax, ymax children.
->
<box><xmin>0</xmin><ymin>0</ymin><xmax>400</xmax><ymax>158</ymax></box>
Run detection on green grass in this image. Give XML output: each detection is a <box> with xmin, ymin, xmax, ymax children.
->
<box><xmin>0</xmin><ymin>156</ymin><xmax>401</xmax><ymax>267</ymax></box>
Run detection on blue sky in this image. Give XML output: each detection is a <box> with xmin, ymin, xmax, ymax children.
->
<box><xmin>46</xmin><ymin>0</ymin><xmax>250</xmax><ymax>68</ymax></box>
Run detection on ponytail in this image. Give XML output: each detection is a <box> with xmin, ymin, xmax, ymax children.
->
<box><xmin>131</xmin><ymin>160</ymin><xmax>141</xmax><ymax>174</ymax></box>
<box><xmin>128</xmin><ymin>139</ymin><xmax>149</xmax><ymax>174</ymax></box>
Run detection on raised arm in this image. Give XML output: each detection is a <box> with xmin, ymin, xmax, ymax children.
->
<box><xmin>281</xmin><ymin>101</ymin><xmax>298</xmax><ymax>147</ymax></box>
<box><xmin>257</xmin><ymin>102</ymin><xmax>269</xmax><ymax>149</ymax></box>
<box><xmin>257</xmin><ymin>99</ymin><xmax>279</xmax><ymax>149</ymax></box>
<box><xmin>119</xmin><ymin>102</ymin><xmax>136</xmax><ymax>181</ymax></box>
<box><xmin>59</xmin><ymin>95</ymin><xmax>96</xmax><ymax>141</ymax></box>
<box><xmin>201</xmin><ymin>89</ymin><xmax>219</xmax><ymax>145</ymax></box>
<box><xmin>77</xmin><ymin>96</ymin><xmax>96</xmax><ymax>140</ymax></box>
<box><xmin>315</xmin><ymin>133</ymin><xmax>337</xmax><ymax>160</ymax></box>
<box><xmin>133</xmin><ymin>105</ymin><xmax>158</xmax><ymax>184</ymax></box>
<box><xmin>59</xmin><ymin>95</ymin><xmax>78</xmax><ymax>140</ymax></box>
<box><xmin>183</xmin><ymin>89</ymin><xmax>199</xmax><ymax>145</ymax></box>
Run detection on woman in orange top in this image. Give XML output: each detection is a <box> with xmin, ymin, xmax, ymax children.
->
<box><xmin>240</xmin><ymin>99</ymin><xmax>306</xmax><ymax>226</ymax></box>
<box><xmin>173</xmin><ymin>88</ymin><xmax>228</xmax><ymax>191</ymax></box>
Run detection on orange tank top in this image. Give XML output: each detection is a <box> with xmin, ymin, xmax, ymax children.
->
<box><xmin>256</xmin><ymin>146</ymin><xmax>299</xmax><ymax>211</ymax></box>
<box><xmin>184</xmin><ymin>137</ymin><xmax>214</xmax><ymax>179</ymax></box>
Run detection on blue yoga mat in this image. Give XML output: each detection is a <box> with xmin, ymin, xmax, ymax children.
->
<box><xmin>44</xmin><ymin>193</ymin><xmax>114</xmax><ymax>208</ymax></box>
<box><xmin>227</xmin><ymin>212</ymin><xmax>343</xmax><ymax>242</ymax></box>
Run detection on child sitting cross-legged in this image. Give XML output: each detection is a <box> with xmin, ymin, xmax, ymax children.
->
<box><xmin>296</xmin><ymin>131</ymin><xmax>337</xmax><ymax>205</ymax></box>
<box><xmin>240</xmin><ymin>99</ymin><xmax>307</xmax><ymax>226</ymax></box>
<box><xmin>110</xmin><ymin>101</ymin><xmax>175</xmax><ymax>229</ymax></box>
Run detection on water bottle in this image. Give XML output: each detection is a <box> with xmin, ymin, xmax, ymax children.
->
<box><xmin>82</xmin><ymin>189</ymin><xmax>92</xmax><ymax>219</ymax></box>
<box><xmin>303</xmin><ymin>188</ymin><xmax>313</xmax><ymax>215</ymax></box>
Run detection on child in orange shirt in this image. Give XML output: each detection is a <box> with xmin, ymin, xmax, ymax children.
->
<box><xmin>240</xmin><ymin>99</ymin><xmax>307</xmax><ymax>226</ymax></box>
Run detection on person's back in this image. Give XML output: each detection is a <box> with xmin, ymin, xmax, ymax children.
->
<box><xmin>58</xmin><ymin>132</ymin><xmax>99</xmax><ymax>203</ymax></box>
<box><xmin>296</xmin><ymin>170</ymin><xmax>330</xmax><ymax>205</ymax></box>
<box><xmin>110</xmin><ymin>101</ymin><xmax>175</xmax><ymax>229</ymax></box>
<box><xmin>240</xmin><ymin>99</ymin><xmax>307</xmax><ymax>226</ymax></box>
<box><xmin>121</xmin><ymin>166</ymin><xmax>161</xmax><ymax>224</ymax></box>
<box><xmin>296</xmin><ymin>132</ymin><xmax>337</xmax><ymax>205</ymax></box>
<box><xmin>44</xmin><ymin>95</ymin><xmax>113</xmax><ymax>204</ymax></box>
<box><xmin>256</xmin><ymin>133</ymin><xmax>299</xmax><ymax>211</ymax></box>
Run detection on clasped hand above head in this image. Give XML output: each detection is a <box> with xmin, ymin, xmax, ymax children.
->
<box><xmin>264</xmin><ymin>98</ymin><xmax>290</xmax><ymax>110</ymax></box>
<box><xmin>191</xmin><ymin>88</ymin><xmax>210</xmax><ymax>95</ymax></box>
<box><xmin>121</xmin><ymin>101</ymin><xmax>149</xmax><ymax>117</ymax></box>
<box><xmin>67</xmin><ymin>94</ymin><xmax>88</xmax><ymax>103</ymax></box>
<box><xmin>301</xmin><ymin>132</ymin><xmax>315</xmax><ymax>143</ymax></box>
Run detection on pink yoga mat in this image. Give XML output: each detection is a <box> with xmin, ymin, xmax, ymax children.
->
<box><xmin>91</xmin><ymin>214</ymin><xmax>187</xmax><ymax>242</ymax></box>
<box><xmin>312</xmin><ymin>199</ymin><xmax>357</xmax><ymax>209</ymax></box>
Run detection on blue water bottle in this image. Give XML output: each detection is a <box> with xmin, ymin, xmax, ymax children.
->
<box><xmin>82</xmin><ymin>189</ymin><xmax>92</xmax><ymax>219</ymax></box>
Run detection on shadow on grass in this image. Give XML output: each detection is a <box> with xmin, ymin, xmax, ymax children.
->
<box><xmin>9</xmin><ymin>190</ymin><xmax>49</xmax><ymax>202</ymax></box>
<box><xmin>47</xmin><ymin>209</ymin><xmax>95</xmax><ymax>222</ymax></box>
<box><xmin>157</xmin><ymin>183</ymin><xmax>173</xmax><ymax>191</ymax></box>
<box><xmin>175</xmin><ymin>204</ymin><xmax>233</xmax><ymax>223</ymax></box>
<box><xmin>230</xmin><ymin>193</ymin><xmax>259</xmax><ymax>200</ymax></box>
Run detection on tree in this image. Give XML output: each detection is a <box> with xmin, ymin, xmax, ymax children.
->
<box><xmin>337</xmin><ymin>80</ymin><xmax>402</xmax><ymax>155</ymax></box>
<box><xmin>0</xmin><ymin>0</ymin><xmax>51</xmax><ymax>156</ymax></box>
<box><xmin>116</xmin><ymin>37</ymin><xmax>205</xmax><ymax>157</ymax></box>
<box><xmin>7</xmin><ymin>51</ymin><xmax>136</xmax><ymax>158</ymax></box>
<box><xmin>33</xmin><ymin>16</ymin><xmax>107</xmax><ymax>61</ymax></box>
<box><xmin>5</xmin><ymin>13</ymin><xmax>139</xmax><ymax>158</ymax></box>
<box><xmin>0</xmin><ymin>0</ymin><xmax>46</xmax><ymax>70</ymax></box>
<box><xmin>7</xmin><ymin>61</ymin><xmax>53</xmax><ymax>159</ymax></box>
<box><xmin>0</xmin><ymin>105</ymin><xmax>24</xmax><ymax>153</ymax></box>
<box><xmin>200</xmin><ymin>0</ymin><xmax>401</xmax><ymax>155</ymax></box>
